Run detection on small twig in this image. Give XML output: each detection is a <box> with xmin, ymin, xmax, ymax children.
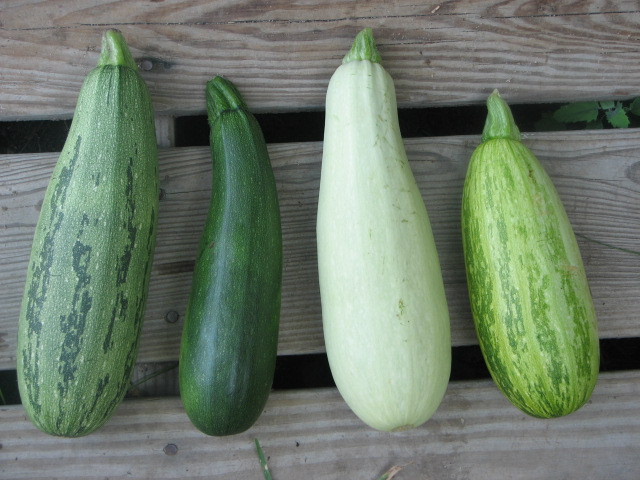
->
<box><xmin>255</xmin><ymin>438</ymin><xmax>274</xmax><ymax>480</ymax></box>
<box><xmin>128</xmin><ymin>362</ymin><xmax>178</xmax><ymax>390</ymax></box>
<box><xmin>575</xmin><ymin>233</ymin><xmax>640</xmax><ymax>257</ymax></box>
<box><xmin>377</xmin><ymin>462</ymin><xmax>413</xmax><ymax>480</ymax></box>
<box><xmin>377</xmin><ymin>465</ymin><xmax>402</xmax><ymax>480</ymax></box>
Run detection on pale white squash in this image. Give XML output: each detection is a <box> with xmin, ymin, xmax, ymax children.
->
<box><xmin>317</xmin><ymin>28</ymin><xmax>451</xmax><ymax>431</ymax></box>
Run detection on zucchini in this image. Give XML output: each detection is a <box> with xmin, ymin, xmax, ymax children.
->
<box><xmin>17</xmin><ymin>30</ymin><xmax>159</xmax><ymax>437</ymax></box>
<box><xmin>178</xmin><ymin>76</ymin><xmax>282</xmax><ymax>436</ymax></box>
<box><xmin>461</xmin><ymin>90</ymin><xmax>600</xmax><ymax>418</ymax></box>
<box><xmin>317</xmin><ymin>29</ymin><xmax>451</xmax><ymax>432</ymax></box>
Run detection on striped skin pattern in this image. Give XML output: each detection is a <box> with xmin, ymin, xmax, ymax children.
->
<box><xmin>17</xmin><ymin>31</ymin><xmax>158</xmax><ymax>437</ymax></box>
<box><xmin>461</xmin><ymin>92</ymin><xmax>599</xmax><ymax>418</ymax></box>
<box><xmin>178</xmin><ymin>77</ymin><xmax>282</xmax><ymax>436</ymax></box>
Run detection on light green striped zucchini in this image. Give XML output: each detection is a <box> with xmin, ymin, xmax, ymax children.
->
<box><xmin>461</xmin><ymin>90</ymin><xmax>599</xmax><ymax>418</ymax></box>
<box><xmin>17</xmin><ymin>30</ymin><xmax>159</xmax><ymax>437</ymax></box>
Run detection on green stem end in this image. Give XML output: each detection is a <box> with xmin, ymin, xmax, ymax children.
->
<box><xmin>98</xmin><ymin>29</ymin><xmax>138</xmax><ymax>70</ymax></box>
<box><xmin>482</xmin><ymin>89</ymin><xmax>521</xmax><ymax>142</ymax></box>
<box><xmin>342</xmin><ymin>27</ymin><xmax>382</xmax><ymax>65</ymax></box>
<box><xmin>206</xmin><ymin>76</ymin><xmax>247</xmax><ymax>125</ymax></box>
<box><xmin>254</xmin><ymin>438</ymin><xmax>273</xmax><ymax>480</ymax></box>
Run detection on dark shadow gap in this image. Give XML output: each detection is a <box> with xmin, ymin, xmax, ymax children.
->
<box><xmin>175</xmin><ymin>103</ymin><xmax>566</xmax><ymax>147</ymax></box>
<box><xmin>1</xmin><ymin>337</ymin><xmax>638</xmax><ymax>405</ymax></box>
<box><xmin>271</xmin><ymin>336</ymin><xmax>639</xmax><ymax>390</ymax></box>
<box><xmin>0</xmin><ymin>119</ymin><xmax>71</xmax><ymax>154</ymax></box>
<box><xmin>0</xmin><ymin>102</ymin><xmax>593</xmax><ymax>154</ymax></box>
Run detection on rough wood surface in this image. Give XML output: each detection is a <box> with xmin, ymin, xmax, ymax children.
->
<box><xmin>1</xmin><ymin>371</ymin><xmax>639</xmax><ymax>479</ymax></box>
<box><xmin>2</xmin><ymin>0</ymin><xmax>640</xmax><ymax>119</ymax></box>
<box><xmin>1</xmin><ymin>130</ymin><xmax>639</xmax><ymax>369</ymax></box>
<box><xmin>155</xmin><ymin>116</ymin><xmax>176</xmax><ymax>148</ymax></box>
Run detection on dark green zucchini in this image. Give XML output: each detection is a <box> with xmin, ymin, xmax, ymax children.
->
<box><xmin>17</xmin><ymin>30</ymin><xmax>159</xmax><ymax>437</ymax></box>
<box><xmin>178</xmin><ymin>76</ymin><xmax>282</xmax><ymax>436</ymax></box>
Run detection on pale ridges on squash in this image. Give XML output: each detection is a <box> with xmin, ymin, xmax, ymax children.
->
<box><xmin>17</xmin><ymin>31</ymin><xmax>158</xmax><ymax>437</ymax></box>
<box><xmin>317</xmin><ymin>29</ymin><xmax>451</xmax><ymax>432</ymax></box>
<box><xmin>461</xmin><ymin>91</ymin><xmax>599</xmax><ymax>418</ymax></box>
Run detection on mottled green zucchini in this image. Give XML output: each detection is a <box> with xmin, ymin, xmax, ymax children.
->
<box><xmin>461</xmin><ymin>90</ymin><xmax>599</xmax><ymax>418</ymax></box>
<box><xmin>17</xmin><ymin>30</ymin><xmax>159</xmax><ymax>437</ymax></box>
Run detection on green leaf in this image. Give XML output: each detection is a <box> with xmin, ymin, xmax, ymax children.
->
<box><xmin>584</xmin><ymin>119</ymin><xmax>604</xmax><ymax>130</ymax></box>
<box><xmin>629</xmin><ymin>97</ymin><xmax>640</xmax><ymax>116</ymax></box>
<box><xmin>606</xmin><ymin>105</ymin><xmax>630</xmax><ymax>128</ymax></box>
<box><xmin>598</xmin><ymin>100</ymin><xmax>615</xmax><ymax>110</ymax></box>
<box><xmin>552</xmin><ymin>102</ymin><xmax>599</xmax><ymax>123</ymax></box>
<box><xmin>534</xmin><ymin>112</ymin><xmax>566</xmax><ymax>132</ymax></box>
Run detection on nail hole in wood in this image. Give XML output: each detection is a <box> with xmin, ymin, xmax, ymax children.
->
<box><xmin>163</xmin><ymin>443</ymin><xmax>178</xmax><ymax>456</ymax></box>
<box><xmin>165</xmin><ymin>310</ymin><xmax>179</xmax><ymax>324</ymax></box>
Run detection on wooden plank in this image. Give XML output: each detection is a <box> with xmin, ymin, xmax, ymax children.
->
<box><xmin>154</xmin><ymin>116</ymin><xmax>176</xmax><ymax>148</ymax></box>
<box><xmin>1</xmin><ymin>371</ymin><xmax>639</xmax><ymax>479</ymax></box>
<box><xmin>2</xmin><ymin>0</ymin><xmax>640</xmax><ymax>119</ymax></box>
<box><xmin>2</xmin><ymin>130</ymin><xmax>640</xmax><ymax>369</ymax></box>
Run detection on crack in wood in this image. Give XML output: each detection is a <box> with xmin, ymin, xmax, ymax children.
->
<box><xmin>492</xmin><ymin>9</ymin><xmax>640</xmax><ymax>20</ymax></box>
<box><xmin>2</xmin><ymin>8</ymin><xmax>639</xmax><ymax>32</ymax></box>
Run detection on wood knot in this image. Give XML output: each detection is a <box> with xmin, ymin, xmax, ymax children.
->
<box><xmin>626</xmin><ymin>161</ymin><xmax>640</xmax><ymax>185</ymax></box>
<box><xmin>163</xmin><ymin>443</ymin><xmax>178</xmax><ymax>455</ymax></box>
<box><xmin>165</xmin><ymin>311</ymin><xmax>179</xmax><ymax>324</ymax></box>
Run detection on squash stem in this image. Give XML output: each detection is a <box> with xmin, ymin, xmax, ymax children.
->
<box><xmin>342</xmin><ymin>27</ymin><xmax>382</xmax><ymax>65</ymax></box>
<box><xmin>481</xmin><ymin>89</ymin><xmax>521</xmax><ymax>142</ymax></box>
<box><xmin>206</xmin><ymin>76</ymin><xmax>248</xmax><ymax>124</ymax></box>
<box><xmin>254</xmin><ymin>438</ymin><xmax>274</xmax><ymax>480</ymax></box>
<box><xmin>97</xmin><ymin>29</ymin><xmax>138</xmax><ymax>70</ymax></box>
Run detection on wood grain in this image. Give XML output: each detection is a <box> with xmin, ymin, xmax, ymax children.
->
<box><xmin>2</xmin><ymin>0</ymin><xmax>640</xmax><ymax>119</ymax></box>
<box><xmin>1</xmin><ymin>371</ymin><xmax>639</xmax><ymax>479</ymax></box>
<box><xmin>1</xmin><ymin>130</ymin><xmax>639</xmax><ymax>369</ymax></box>
<box><xmin>155</xmin><ymin>116</ymin><xmax>176</xmax><ymax>148</ymax></box>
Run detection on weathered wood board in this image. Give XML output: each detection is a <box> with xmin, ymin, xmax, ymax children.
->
<box><xmin>2</xmin><ymin>0</ymin><xmax>640</xmax><ymax>119</ymax></box>
<box><xmin>2</xmin><ymin>130</ymin><xmax>640</xmax><ymax>369</ymax></box>
<box><xmin>1</xmin><ymin>371</ymin><xmax>639</xmax><ymax>479</ymax></box>
<box><xmin>2</xmin><ymin>2</ymin><xmax>640</xmax><ymax>477</ymax></box>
